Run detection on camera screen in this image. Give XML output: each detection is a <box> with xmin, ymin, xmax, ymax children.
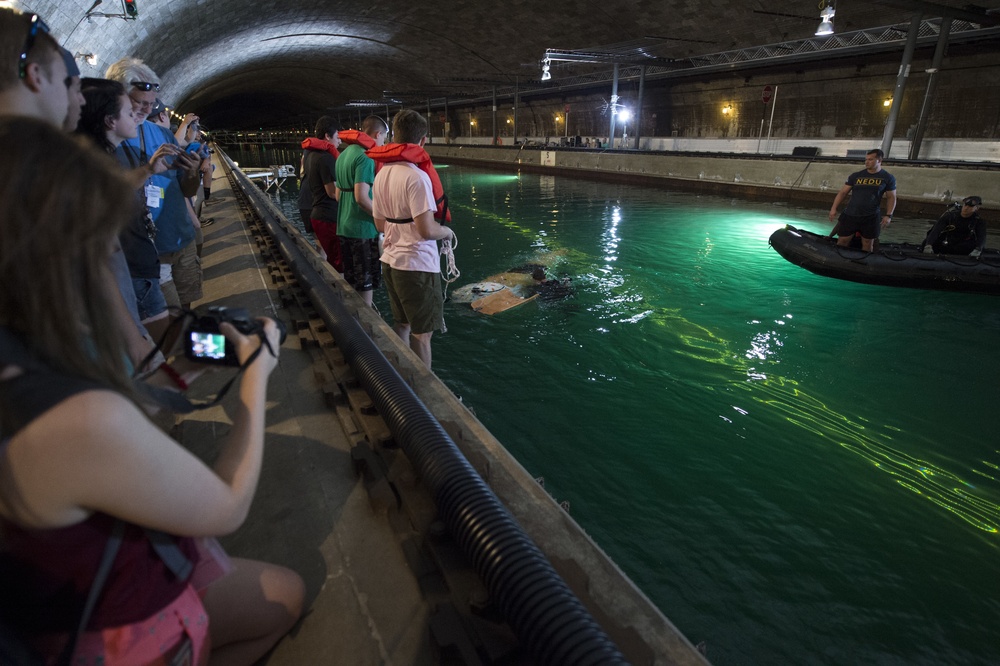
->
<box><xmin>189</xmin><ymin>331</ymin><xmax>227</xmax><ymax>360</ymax></box>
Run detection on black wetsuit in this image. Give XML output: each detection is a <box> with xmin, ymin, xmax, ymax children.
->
<box><xmin>923</xmin><ymin>208</ymin><xmax>986</xmax><ymax>255</ymax></box>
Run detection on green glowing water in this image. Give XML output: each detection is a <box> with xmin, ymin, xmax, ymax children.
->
<box><xmin>266</xmin><ymin>163</ymin><xmax>1000</xmax><ymax>665</ymax></box>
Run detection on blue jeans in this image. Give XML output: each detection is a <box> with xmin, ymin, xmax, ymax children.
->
<box><xmin>132</xmin><ymin>277</ymin><xmax>168</xmax><ymax>321</ymax></box>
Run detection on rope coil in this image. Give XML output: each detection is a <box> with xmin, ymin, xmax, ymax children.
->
<box><xmin>440</xmin><ymin>235</ymin><xmax>460</xmax><ymax>332</ymax></box>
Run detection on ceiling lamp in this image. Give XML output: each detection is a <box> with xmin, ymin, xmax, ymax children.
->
<box><xmin>541</xmin><ymin>59</ymin><xmax>552</xmax><ymax>82</ymax></box>
<box><xmin>816</xmin><ymin>2</ymin><xmax>835</xmax><ymax>36</ymax></box>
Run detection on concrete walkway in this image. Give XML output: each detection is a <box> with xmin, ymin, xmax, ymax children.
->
<box><xmin>170</xmin><ymin>164</ymin><xmax>433</xmax><ymax>664</ymax></box>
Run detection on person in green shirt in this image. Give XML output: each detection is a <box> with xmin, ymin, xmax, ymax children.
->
<box><xmin>335</xmin><ymin>115</ymin><xmax>388</xmax><ymax>306</ymax></box>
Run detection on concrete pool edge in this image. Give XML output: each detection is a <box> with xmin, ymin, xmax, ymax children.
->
<box><xmin>426</xmin><ymin>145</ymin><xmax>998</xmax><ymax>220</ymax></box>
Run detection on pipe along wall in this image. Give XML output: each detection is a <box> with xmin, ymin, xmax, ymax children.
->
<box><xmin>222</xmin><ymin>155</ymin><xmax>630</xmax><ymax>665</ymax></box>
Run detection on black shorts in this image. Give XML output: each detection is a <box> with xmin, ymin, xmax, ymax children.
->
<box><xmin>339</xmin><ymin>237</ymin><xmax>381</xmax><ymax>292</ymax></box>
<box><xmin>837</xmin><ymin>212</ymin><xmax>880</xmax><ymax>240</ymax></box>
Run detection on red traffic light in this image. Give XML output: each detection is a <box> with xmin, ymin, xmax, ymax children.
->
<box><xmin>123</xmin><ymin>0</ymin><xmax>138</xmax><ymax>18</ymax></box>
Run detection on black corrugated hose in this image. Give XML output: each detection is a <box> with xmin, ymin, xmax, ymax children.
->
<box><xmin>229</xmin><ymin>163</ymin><xmax>629</xmax><ymax>665</ymax></box>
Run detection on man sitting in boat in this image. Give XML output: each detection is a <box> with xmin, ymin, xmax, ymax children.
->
<box><xmin>920</xmin><ymin>196</ymin><xmax>986</xmax><ymax>257</ymax></box>
<box><xmin>827</xmin><ymin>148</ymin><xmax>897</xmax><ymax>253</ymax></box>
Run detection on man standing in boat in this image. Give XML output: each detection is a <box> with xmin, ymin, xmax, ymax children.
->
<box><xmin>920</xmin><ymin>196</ymin><xmax>986</xmax><ymax>256</ymax></box>
<box><xmin>828</xmin><ymin>148</ymin><xmax>897</xmax><ymax>252</ymax></box>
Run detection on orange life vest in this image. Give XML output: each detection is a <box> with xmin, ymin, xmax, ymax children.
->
<box><xmin>300</xmin><ymin>137</ymin><xmax>339</xmax><ymax>157</ymax></box>
<box><xmin>366</xmin><ymin>143</ymin><xmax>451</xmax><ymax>223</ymax></box>
<box><xmin>337</xmin><ymin>129</ymin><xmax>376</xmax><ymax>150</ymax></box>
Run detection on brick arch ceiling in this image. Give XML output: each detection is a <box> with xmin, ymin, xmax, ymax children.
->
<box><xmin>11</xmin><ymin>0</ymin><xmax>1000</xmax><ymax>130</ymax></box>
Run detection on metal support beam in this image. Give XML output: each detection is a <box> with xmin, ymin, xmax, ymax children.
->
<box><xmin>608</xmin><ymin>64</ymin><xmax>619</xmax><ymax>148</ymax></box>
<box><xmin>634</xmin><ymin>66</ymin><xmax>646</xmax><ymax>149</ymax></box>
<box><xmin>513</xmin><ymin>79</ymin><xmax>519</xmax><ymax>144</ymax></box>
<box><xmin>882</xmin><ymin>14</ymin><xmax>923</xmax><ymax>158</ymax></box>
<box><xmin>909</xmin><ymin>17</ymin><xmax>952</xmax><ymax>159</ymax></box>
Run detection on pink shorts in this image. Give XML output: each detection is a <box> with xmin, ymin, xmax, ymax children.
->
<box><xmin>40</xmin><ymin>584</ymin><xmax>209</xmax><ymax>666</ymax></box>
<box><xmin>40</xmin><ymin>538</ymin><xmax>231</xmax><ymax>666</ymax></box>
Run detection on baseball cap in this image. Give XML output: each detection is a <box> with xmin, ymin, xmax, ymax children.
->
<box><xmin>150</xmin><ymin>98</ymin><xmax>167</xmax><ymax>117</ymax></box>
<box><xmin>963</xmin><ymin>196</ymin><xmax>982</xmax><ymax>206</ymax></box>
<box><xmin>60</xmin><ymin>47</ymin><xmax>80</xmax><ymax>79</ymax></box>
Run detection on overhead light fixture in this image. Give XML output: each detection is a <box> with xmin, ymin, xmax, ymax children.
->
<box><xmin>541</xmin><ymin>58</ymin><xmax>552</xmax><ymax>82</ymax></box>
<box><xmin>815</xmin><ymin>1</ymin><xmax>835</xmax><ymax>36</ymax></box>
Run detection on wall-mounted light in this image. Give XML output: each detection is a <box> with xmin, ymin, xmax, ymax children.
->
<box><xmin>541</xmin><ymin>58</ymin><xmax>552</xmax><ymax>82</ymax></box>
<box><xmin>816</xmin><ymin>0</ymin><xmax>835</xmax><ymax>36</ymax></box>
<box><xmin>722</xmin><ymin>104</ymin><xmax>733</xmax><ymax>115</ymax></box>
<box><xmin>883</xmin><ymin>97</ymin><xmax>893</xmax><ymax>107</ymax></box>
<box><xmin>555</xmin><ymin>115</ymin><xmax>562</xmax><ymax>123</ymax></box>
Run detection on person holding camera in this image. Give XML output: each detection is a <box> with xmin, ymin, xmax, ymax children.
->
<box><xmin>0</xmin><ymin>117</ymin><xmax>303</xmax><ymax>665</ymax></box>
<box><xmin>105</xmin><ymin>58</ymin><xmax>204</xmax><ymax>315</ymax></box>
<box><xmin>74</xmin><ymin>78</ymin><xmax>183</xmax><ymax>347</ymax></box>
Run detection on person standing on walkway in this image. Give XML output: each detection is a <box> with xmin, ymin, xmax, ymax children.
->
<box><xmin>302</xmin><ymin>115</ymin><xmax>342</xmax><ymax>271</ymax></box>
<box><xmin>336</xmin><ymin>116</ymin><xmax>388</xmax><ymax>307</ymax></box>
<box><xmin>828</xmin><ymin>148</ymin><xmax>897</xmax><ymax>252</ymax></box>
<box><xmin>372</xmin><ymin>109</ymin><xmax>454</xmax><ymax>369</ymax></box>
<box><xmin>106</xmin><ymin>57</ymin><xmax>203</xmax><ymax>315</ymax></box>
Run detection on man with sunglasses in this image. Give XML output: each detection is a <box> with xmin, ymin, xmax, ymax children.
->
<box><xmin>0</xmin><ymin>8</ymin><xmax>69</xmax><ymax>126</ymax></box>
<box><xmin>106</xmin><ymin>57</ymin><xmax>203</xmax><ymax>319</ymax></box>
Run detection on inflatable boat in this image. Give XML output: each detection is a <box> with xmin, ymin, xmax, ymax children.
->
<box><xmin>769</xmin><ymin>225</ymin><xmax>1000</xmax><ymax>295</ymax></box>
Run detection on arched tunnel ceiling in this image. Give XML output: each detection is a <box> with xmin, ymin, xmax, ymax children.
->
<box><xmin>10</xmin><ymin>0</ymin><xmax>1000</xmax><ymax>130</ymax></box>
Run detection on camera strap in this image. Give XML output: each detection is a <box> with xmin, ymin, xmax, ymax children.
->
<box><xmin>133</xmin><ymin>309</ymin><xmax>273</xmax><ymax>414</ymax></box>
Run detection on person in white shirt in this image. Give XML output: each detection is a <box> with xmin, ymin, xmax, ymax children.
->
<box><xmin>372</xmin><ymin>109</ymin><xmax>455</xmax><ymax>369</ymax></box>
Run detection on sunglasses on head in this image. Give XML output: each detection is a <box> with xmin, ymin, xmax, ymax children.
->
<box><xmin>18</xmin><ymin>14</ymin><xmax>51</xmax><ymax>80</ymax></box>
<box><xmin>131</xmin><ymin>80</ymin><xmax>160</xmax><ymax>92</ymax></box>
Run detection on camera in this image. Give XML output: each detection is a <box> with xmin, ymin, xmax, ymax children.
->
<box><xmin>184</xmin><ymin>306</ymin><xmax>286</xmax><ymax>366</ymax></box>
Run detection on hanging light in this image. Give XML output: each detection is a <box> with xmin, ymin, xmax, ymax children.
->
<box><xmin>816</xmin><ymin>2</ymin><xmax>835</xmax><ymax>36</ymax></box>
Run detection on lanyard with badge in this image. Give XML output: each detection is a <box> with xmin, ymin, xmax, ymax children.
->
<box><xmin>122</xmin><ymin>128</ymin><xmax>159</xmax><ymax>243</ymax></box>
<box><xmin>134</xmin><ymin>125</ymin><xmax>162</xmax><ymax>210</ymax></box>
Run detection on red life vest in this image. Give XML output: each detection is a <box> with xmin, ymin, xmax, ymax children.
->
<box><xmin>337</xmin><ymin>129</ymin><xmax>376</xmax><ymax>150</ymax></box>
<box><xmin>300</xmin><ymin>137</ymin><xmax>339</xmax><ymax>157</ymax></box>
<box><xmin>366</xmin><ymin>143</ymin><xmax>451</xmax><ymax>223</ymax></box>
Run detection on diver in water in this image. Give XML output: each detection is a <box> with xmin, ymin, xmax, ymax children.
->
<box><xmin>508</xmin><ymin>263</ymin><xmax>573</xmax><ymax>301</ymax></box>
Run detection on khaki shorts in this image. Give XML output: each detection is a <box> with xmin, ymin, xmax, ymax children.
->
<box><xmin>382</xmin><ymin>264</ymin><xmax>442</xmax><ymax>334</ymax></box>
<box><xmin>160</xmin><ymin>243</ymin><xmax>202</xmax><ymax>305</ymax></box>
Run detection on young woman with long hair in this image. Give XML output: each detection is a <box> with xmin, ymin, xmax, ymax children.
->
<box><xmin>74</xmin><ymin>77</ymin><xmax>176</xmax><ymax>346</ymax></box>
<box><xmin>0</xmin><ymin>117</ymin><xmax>304</xmax><ymax>665</ymax></box>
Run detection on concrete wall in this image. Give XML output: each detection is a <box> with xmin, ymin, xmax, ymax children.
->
<box><xmin>426</xmin><ymin>145</ymin><xmax>999</xmax><ymax>216</ymax></box>
<box><xmin>428</xmin><ymin>49</ymin><xmax>1000</xmax><ymax>160</ymax></box>
<box><xmin>436</xmin><ymin>136</ymin><xmax>1000</xmax><ymax>163</ymax></box>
